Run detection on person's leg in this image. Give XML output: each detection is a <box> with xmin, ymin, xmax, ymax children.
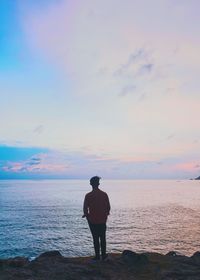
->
<box><xmin>88</xmin><ymin>222</ymin><xmax>100</xmax><ymax>259</ymax></box>
<box><xmin>99</xmin><ymin>224</ymin><xmax>107</xmax><ymax>259</ymax></box>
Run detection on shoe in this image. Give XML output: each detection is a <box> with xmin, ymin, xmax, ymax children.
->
<box><xmin>102</xmin><ymin>254</ymin><xmax>109</xmax><ymax>261</ymax></box>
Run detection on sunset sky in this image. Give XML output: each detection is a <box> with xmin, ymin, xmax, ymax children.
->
<box><xmin>0</xmin><ymin>0</ymin><xmax>200</xmax><ymax>179</ymax></box>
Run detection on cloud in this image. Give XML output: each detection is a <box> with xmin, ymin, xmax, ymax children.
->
<box><xmin>22</xmin><ymin>0</ymin><xmax>200</xmax><ymax>103</ymax></box>
<box><xmin>119</xmin><ymin>85</ymin><xmax>136</xmax><ymax>96</ymax></box>
<box><xmin>138</xmin><ymin>63</ymin><xmax>154</xmax><ymax>75</ymax></box>
<box><xmin>27</xmin><ymin>156</ymin><xmax>42</xmax><ymax>166</ymax></box>
<box><xmin>138</xmin><ymin>92</ymin><xmax>147</xmax><ymax>102</ymax></box>
<box><xmin>114</xmin><ymin>49</ymin><xmax>148</xmax><ymax>77</ymax></box>
<box><xmin>1</xmin><ymin>151</ymin><xmax>68</xmax><ymax>175</ymax></box>
<box><xmin>33</xmin><ymin>125</ymin><xmax>44</xmax><ymax>134</ymax></box>
<box><xmin>117</xmin><ymin>61</ymin><xmax>154</xmax><ymax>97</ymax></box>
<box><xmin>165</xmin><ymin>134</ymin><xmax>175</xmax><ymax>140</ymax></box>
<box><xmin>113</xmin><ymin>49</ymin><xmax>155</xmax><ymax>82</ymax></box>
<box><xmin>1</xmin><ymin>145</ymin><xmax>200</xmax><ymax>179</ymax></box>
<box><xmin>173</xmin><ymin>162</ymin><xmax>200</xmax><ymax>172</ymax></box>
<box><xmin>0</xmin><ymin>145</ymin><xmax>49</xmax><ymax>161</ymax></box>
<box><xmin>0</xmin><ymin>0</ymin><xmax>198</xmax><ymax>180</ymax></box>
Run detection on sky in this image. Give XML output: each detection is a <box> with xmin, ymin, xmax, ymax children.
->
<box><xmin>0</xmin><ymin>0</ymin><xmax>200</xmax><ymax>179</ymax></box>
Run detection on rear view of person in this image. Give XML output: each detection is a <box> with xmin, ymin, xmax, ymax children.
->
<box><xmin>82</xmin><ymin>176</ymin><xmax>110</xmax><ymax>261</ymax></box>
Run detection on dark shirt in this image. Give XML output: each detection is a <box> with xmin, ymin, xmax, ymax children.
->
<box><xmin>83</xmin><ymin>188</ymin><xmax>110</xmax><ymax>224</ymax></box>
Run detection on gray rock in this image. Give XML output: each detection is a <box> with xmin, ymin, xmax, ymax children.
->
<box><xmin>37</xmin><ymin>250</ymin><xmax>63</xmax><ymax>259</ymax></box>
<box><xmin>0</xmin><ymin>257</ymin><xmax>29</xmax><ymax>268</ymax></box>
<box><xmin>122</xmin><ymin>250</ymin><xmax>148</xmax><ymax>266</ymax></box>
<box><xmin>2</xmin><ymin>251</ymin><xmax>200</xmax><ymax>280</ymax></box>
<box><xmin>191</xmin><ymin>251</ymin><xmax>200</xmax><ymax>264</ymax></box>
<box><xmin>166</xmin><ymin>251</ymin><xmax>178</xmax><ymax>257</ymax></box>
<box><xmin>29</xmin><ymin>250</ymin><xmax>64</xmax><ymax>271</ymax></box>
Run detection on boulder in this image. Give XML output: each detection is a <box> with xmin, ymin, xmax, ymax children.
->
<box><xmin>122</xmin><ymin>250</ymin><xmax>148</xmax><ymax>266</ymax></box>
<box><xmin>37</xmin><ymin>250</ymin><xmax>63</xmax><ymax>259</ymax></box>
<box><xmin>191</xmin><ymin>251</ymin><xmax>200</xmax><ymax>264</ymax></box>
<box><xmin>29</xmin><ymin>250</ymin><xmax>64</xmax><ymax>270</ymax></box>
<box><xmin>165</xmin><ymin>251</ymin><xmax>178</xmax><ymax>257</ymax></box>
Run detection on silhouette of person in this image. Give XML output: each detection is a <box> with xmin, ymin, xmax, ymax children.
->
<box><xmin>82</xmin><ymin>176</ymin><xmax>110</xmax><ymax>261</ymax></box>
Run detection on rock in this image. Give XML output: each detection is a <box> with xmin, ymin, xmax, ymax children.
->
<box><xmin>195</xmin><ymin>176</ymin><xmax>200</xmax><ymax>180</ymax></box>
<box><xmin>29</xmin><ymin>250</ymin><xmax>64</xmax><ymax>272</ymax></box>
<box><xmin>166</xmin><ymin>251</ymin><xmax>178</xmax><ymax>257</ymax></box>
<box><xmin>122</xmin><ymin>250</ymin><xmax>148</xmax><ymax>266</ymax></box>
<box><xmin>8</xmin><ymin>257</ymin><xmax>29</xmax><ymax>267</ymax></box>
<box><xmin>0</xmin><ymin>257</ymin><xmax>29</xmax><ymax>268</ymax></box>
<box><xmin>37</xmin><ymin>250</ymin><xmax>63</xmax><ymax>259</ymax></box>
<box><xmin>0</xmin><ymin>259</ymin><xmax>5</xmax><ymax>268</ymax></box>
<box><xmin>191</xmin><ymin>251</ymin><xmax>200</xmax><ymax>264</ymax></box>
<box><xmin>1</xmin><ymin>251</ymin><xmax>200</xmax><ymax>280</ymax></box>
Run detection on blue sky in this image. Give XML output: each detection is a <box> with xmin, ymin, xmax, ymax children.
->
<box><xmin>1</xmin><ymin>0</ymin><xmax>200</xmax><ymax>179</ymax></box>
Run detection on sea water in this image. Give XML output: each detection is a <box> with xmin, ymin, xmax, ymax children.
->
<box><xmin>0</xmin><ymin>179</ymin><xmax>200</xmax><ymax>259</ymax></box>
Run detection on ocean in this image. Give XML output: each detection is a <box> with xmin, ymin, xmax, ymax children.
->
<box><xmin>0</xmin><ymin>179</ymin><xmax>200</xmax><ymax>259</ymax></box>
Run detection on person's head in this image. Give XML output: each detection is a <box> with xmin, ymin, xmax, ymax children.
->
<box><xmin>90</xmin><ymin>176</ymin><xmax>101</xmax><ymax>189</ymax></box>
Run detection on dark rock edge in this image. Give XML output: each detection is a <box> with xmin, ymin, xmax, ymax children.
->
<box><xmin>1</xmin><ymin>250</ymin><xmax>200</xmax><ymax>280</ymax></box>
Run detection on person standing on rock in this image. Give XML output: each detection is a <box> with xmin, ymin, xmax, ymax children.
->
<box><xmin>82</xmin><ymin>176</ymin><xmax>110</xmax><ymax>261</ymax></box>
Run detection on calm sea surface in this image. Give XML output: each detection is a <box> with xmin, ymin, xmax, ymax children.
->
<box><xmin>0</xmin><ymin>179</ymin><xmax>200</xmax><ymax>259</ymax></box>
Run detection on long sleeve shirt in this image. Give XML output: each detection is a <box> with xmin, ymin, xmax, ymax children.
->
<box><xmin>83</xmin><ymin>188</ymin><xmax>110</xmax><ymax>224</ymax></box>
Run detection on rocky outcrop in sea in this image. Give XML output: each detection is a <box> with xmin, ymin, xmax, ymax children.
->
<box><xmin>1</xmin><ymin>250</ymin><xmax>200</xmax><ymax>280</ymax></box>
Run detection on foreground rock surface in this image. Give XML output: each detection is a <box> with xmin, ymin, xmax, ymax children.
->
<box><xmin>1</xmin><ymin>250</ymin><xmax>200</xmax><ymax>280</ymax></box>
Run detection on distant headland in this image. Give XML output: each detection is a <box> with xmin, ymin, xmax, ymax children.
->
<box><xmin>190</xmin><ymin>176</ymin><xmax>200</xmax><ymax>180</ymax></box>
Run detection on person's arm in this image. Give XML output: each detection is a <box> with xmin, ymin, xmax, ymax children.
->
<box><xmin>106</xmin><ymin>194</ymin><xmax>111</xmax><ymax>215</ymax></box>
<box><xmin>82</xmin><ymin>195</ymin><xmax>89</xmax><ymax>218</ymax></box>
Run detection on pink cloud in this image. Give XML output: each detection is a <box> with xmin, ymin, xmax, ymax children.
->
<box><xmin>173</xmin><ymin>162</ymin><xmax>200</xmax><ymax>172</ymax></box>
<box><xmin>1</xmin><ymin>152</ymin><xmax>70</xmax><ymax>174</ymax></box>
<box><xmin>1</xmin><ymin>146</ymin><xmax>200</xmax><ymax>179</ymax></box>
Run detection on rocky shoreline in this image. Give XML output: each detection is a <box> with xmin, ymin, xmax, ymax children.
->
<box><xmin>1</xmin><ymin>250</ymin><xmax>200</xmax><ymax>280</ymax></box>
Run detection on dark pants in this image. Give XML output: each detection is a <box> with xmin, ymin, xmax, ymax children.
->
<box><xmin>88</xmin><ymin>222</ymin><xmax>106</xmax><ymax>258</ymax></box>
